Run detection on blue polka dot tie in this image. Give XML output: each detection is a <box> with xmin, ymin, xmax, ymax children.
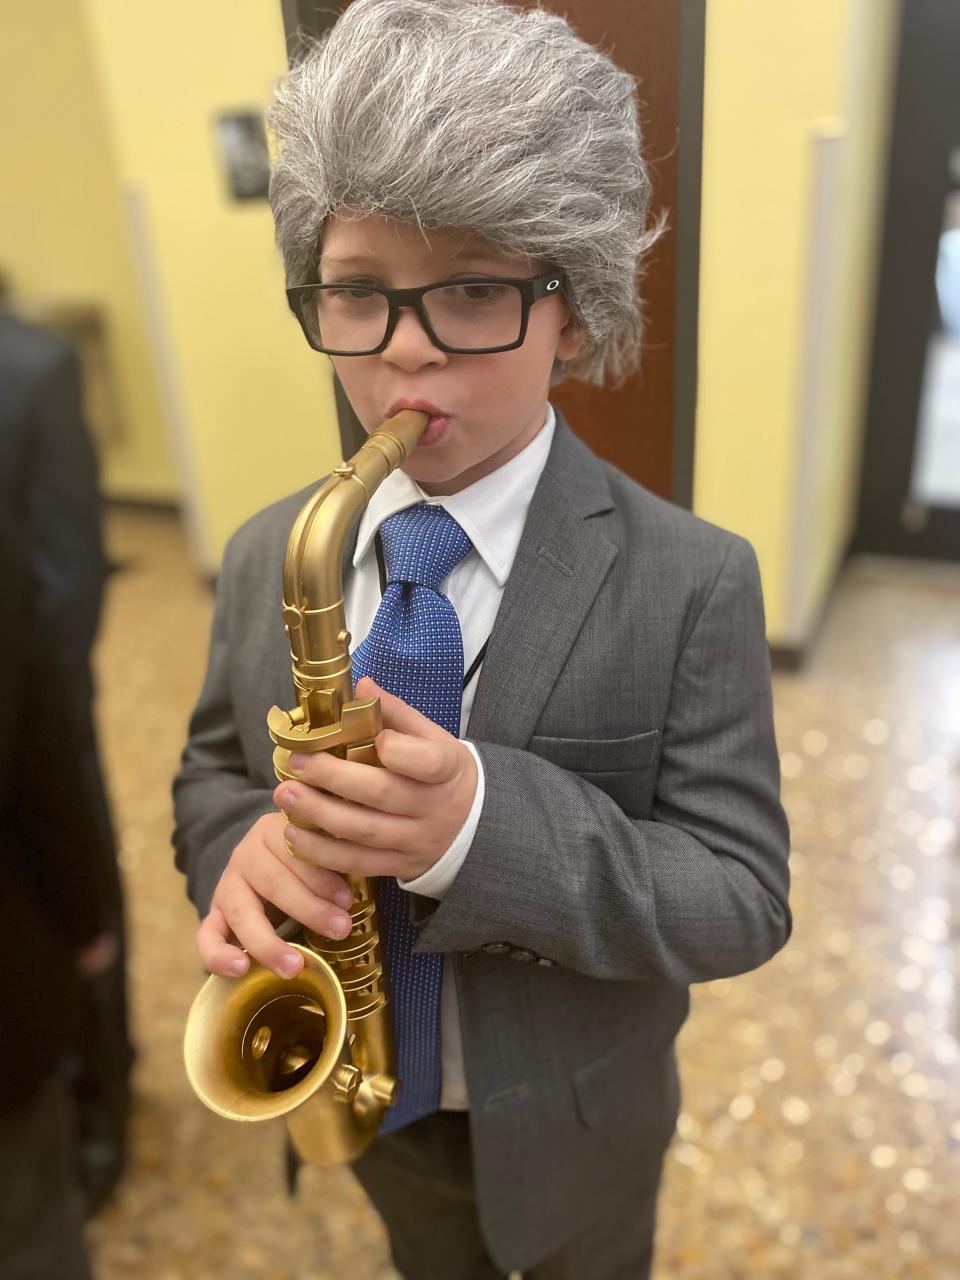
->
<box><xmin>351</xmin><ymin>501</ymin><xmax>473</xmax><ymax>1134</ymax></box>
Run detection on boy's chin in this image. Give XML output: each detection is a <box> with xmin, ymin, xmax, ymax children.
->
<box><xmin>401</xmin><ymin>457</ymin><xmax>456</xmax><ymax>483</ymax></box>
<box><xmin>400</xmin><ymin>452</ymin><xmax>478</xmax><ymax>496</ymax></box>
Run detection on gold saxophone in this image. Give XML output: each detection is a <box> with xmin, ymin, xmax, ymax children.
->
<box><xmin>183</xmin><ymin>408</ymin><xmax>430</xmax><ymax>1166</ymax></box>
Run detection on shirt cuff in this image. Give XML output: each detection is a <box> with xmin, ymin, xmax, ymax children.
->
<box><xmin>397</xmin><ymin>740</ymin><xmax>484</xmax><ymax>901</ymax></box>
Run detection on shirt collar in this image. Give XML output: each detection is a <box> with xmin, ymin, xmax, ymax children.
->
<box><xmin>353</xmin><ymin>403</ymin><xmax>556</xmax><ymax>587</ymax></box>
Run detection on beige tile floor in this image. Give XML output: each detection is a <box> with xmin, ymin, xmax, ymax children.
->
<box><xmin>86</xmin><ymin>510</ymin><xmax>960</xmax><ymax>1279</ymax></box>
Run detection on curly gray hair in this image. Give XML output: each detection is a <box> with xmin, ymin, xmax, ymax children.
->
<box><xmin>267</xmin><ymin>0</ymin><xmax>665</xmax><ymax>387</ymax></box>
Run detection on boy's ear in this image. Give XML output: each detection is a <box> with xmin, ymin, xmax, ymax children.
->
<box><xmin>557</xmin><ymin>313</ymin><xmax>587</xmax><ymax>362</ymax></box>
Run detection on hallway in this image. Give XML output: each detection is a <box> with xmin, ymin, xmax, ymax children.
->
<box><xmin>87</xmin><ymin>509</ymin><xmax>960</xmax><ymax>1279</ymax></box>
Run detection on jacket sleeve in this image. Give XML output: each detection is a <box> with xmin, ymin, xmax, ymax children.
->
<box><xmin>172</xmin><ymin>535</ymin><xmax>276</xmax><ymax>917</ymax></box>
<box><xmin>411</xmin><ymin>536</ymin><xmax>792</xmax><ymax>984</ymax></box>
<box><xmin>0</xmin><ymin>507</ymin><xmax>114</xmax><ymax>949</ymax></box>
<box><xmin>26</xmin><ymin>342</ymin><xmax>106</xmax><ymax>686</ymax></box>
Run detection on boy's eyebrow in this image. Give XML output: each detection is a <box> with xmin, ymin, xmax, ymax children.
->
<box><xmin>321</xmin><ymin>249</ymin><xmax>503</xmax><ymax>268</ymax></box>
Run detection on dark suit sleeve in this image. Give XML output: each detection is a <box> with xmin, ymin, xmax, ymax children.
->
<box><xmin>25</xmin><ymin>343</ymin><xmax>106</xmax><ymax>681</ymax></box>
<box><xmin>411</xmin><ymin>536</ymin><xmax>792</xmax><ymax>984</ymax></box>
<box><xmin>0</xmin><ymin>509</ymin><xmax>112</xmax><ymax>951</ymax></box>
<box><xmin>171</xmin><ymin>535</ymin><xmax>277</xmax><ymax>917</ymax></box>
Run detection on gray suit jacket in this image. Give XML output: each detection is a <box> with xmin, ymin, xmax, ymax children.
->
<box><xmin>173</xmin><ymin>409</ymin><xmax>791</xmax><ymax>1271</ymax></box>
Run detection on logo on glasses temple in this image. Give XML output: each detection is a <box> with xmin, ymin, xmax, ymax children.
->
<box><xmin>546</xmin><ymin>279</ymin><xmax>560</xmax><ymax>290</ymax></box>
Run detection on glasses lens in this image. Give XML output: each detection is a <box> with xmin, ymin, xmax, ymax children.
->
<box><xmin>423</xmin><ymin>282</ymin><xmax>523</xmax><ymax>350</ymax></box>
<box><xmin>308</xmin><ymin>285</ymin><xmax>390</xmax><ymax>353</ymax></box>
<box><xmin>301</xmin><ymin>280</ymin><xmax>525</xmax><ymax>353</ymax></box>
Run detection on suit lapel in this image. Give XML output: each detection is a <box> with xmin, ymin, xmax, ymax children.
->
<box><xmin>466</xmin><ymin>411</ymin><xmax>617</xmax><ymax>748</ymax></box>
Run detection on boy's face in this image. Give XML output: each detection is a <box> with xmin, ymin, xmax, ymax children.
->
<box><xmin>318</xmin><ymin>214</ymin><xmax>586</xmax><ymax>495</ymax></box>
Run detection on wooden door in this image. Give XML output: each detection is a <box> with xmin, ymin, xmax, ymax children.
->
<box><xmin>513</xmin><ymin>0</ymin><xmax>700</xmax><ymax>503</ymax></box>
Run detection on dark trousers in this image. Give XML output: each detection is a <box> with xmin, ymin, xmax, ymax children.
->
<box><xmin>72</xmin><ymin>938</ymin><xmax>134</xmax><ymax>1212</ymax></box>
<box><xmin>0</xmin><ymin>1068</ymin><xmax>92</xmax><ymax>1280</ymax></box>
<box><xmin>350</xmin><ymin>1110</ymin><xmax>661</xmax><ymax>1280</ymax></box>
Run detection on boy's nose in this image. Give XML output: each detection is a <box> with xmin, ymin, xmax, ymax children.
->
<box><xmin>382</xmin><ymin>305</ymin><xmax>447</xmax><ymax>368</ymax></box>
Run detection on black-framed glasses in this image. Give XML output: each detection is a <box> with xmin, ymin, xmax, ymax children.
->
<box><xmin>286</xmin><ymin>269</ymin><xmax>568</xmax><ymax>355</ymax></box>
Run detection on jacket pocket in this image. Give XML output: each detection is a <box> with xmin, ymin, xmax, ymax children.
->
<box><xmin>573</xmin><ymin>1032</ymin><xmax>681</xmax><ymax>1139</ymax></box>
<box><xmin>528</xmin><ymin>728</ymin><xmax>660</xmax><ymax>817</ymax></box>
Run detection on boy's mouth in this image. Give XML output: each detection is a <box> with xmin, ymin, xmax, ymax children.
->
<box><xmin>386</xmin><ymin>399</ymin><xmax>451</xmax><ymax>447</ymax></box>
<box><xmin>418</xmin><ymin>415</ymin><xmax>450</xmax><ymax>447</ymax></box>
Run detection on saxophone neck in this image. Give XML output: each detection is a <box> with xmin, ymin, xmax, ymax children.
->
<box><xmin>280</xmin><ymin>410</ymin><xmax>429</xmax><ymax>721</ymax></box>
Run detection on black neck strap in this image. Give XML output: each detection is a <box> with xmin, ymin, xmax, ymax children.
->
<box><xmin>374</xmin><ymin>530</ymin><xmax>488</xmax><ymax>693</ymax></box>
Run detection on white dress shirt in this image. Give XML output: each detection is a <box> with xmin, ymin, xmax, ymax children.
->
<box><xmin>344</xmin><ymin>402</ymin><xmax>556</xmax><ymax>1109</ymax></box>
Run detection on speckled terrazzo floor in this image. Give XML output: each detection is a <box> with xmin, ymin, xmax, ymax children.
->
<box><xmin>86</xmin><ymin>509</ymin><xmax>960</xmax><ymax>1279</ymax></box>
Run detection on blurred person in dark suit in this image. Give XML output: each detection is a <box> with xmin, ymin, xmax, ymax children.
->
<box><xmin>0</xmin><ymin>504</ymin><xmax>117</xmax><ymax>1277</ymax></box>
<box><xmin>0</xmin><ymin>302</ymin><xmax>134</xmax><ymax>1218</ymax></box>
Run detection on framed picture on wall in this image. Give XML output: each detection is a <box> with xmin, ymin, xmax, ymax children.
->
<box><xmin>215</xmin><ymin>111</ymin><xmax>271</xmax><ymax>201</ymax></box>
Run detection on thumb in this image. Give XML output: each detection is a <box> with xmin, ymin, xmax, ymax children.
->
<box><xmin>356</xmin><ymin>676</ymin><xmax>448</xmax><ymax>739</ymax></box>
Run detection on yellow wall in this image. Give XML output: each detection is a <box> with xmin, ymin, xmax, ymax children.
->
<box><xmin>796</xmin><ymin>0</ymin><xmax>901</xmax><ymax>640</ymax></box>
<box><xmin>0</xmin><ymin>0</ymin><xmax>178</xmax><ymax>502</ymax></box>
<box><xmin>1</xmin><ymin>1</ymin><xmax>342</xmax><ymax>572</ymax></box>
<box><xmin>83</xmin><ymin>0</ymin><xmax>341</xmax><ymax>572</ymax></box>
<box><xmin>694</xmin><ymin>0</ymin><xmax>900</xmax><ymax>646</ymax></box>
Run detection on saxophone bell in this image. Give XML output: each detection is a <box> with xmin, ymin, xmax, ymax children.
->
<box><xmin>184</xmin><ymin>942</ymin><xmax>389</xmax><ymax>1166</ymax></box>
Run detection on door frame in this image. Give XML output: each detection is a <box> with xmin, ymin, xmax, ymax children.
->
<box><xmin>852</xmin><ymin>0</ymin><xmax>960</xmax><ymax>560</ymax></box>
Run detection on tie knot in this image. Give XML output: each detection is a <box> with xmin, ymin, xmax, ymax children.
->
<box><xmin>379</xmin><ymin>502</ymin><xmax>473</xmax><ymax>591</ymax></box>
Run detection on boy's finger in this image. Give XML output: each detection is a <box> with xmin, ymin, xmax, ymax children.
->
<box><xmin>196</xmin><ymin>906</ymin><xmax>251</xmax><ymax>978</ymax></box>
<box><xmin>280</xmin><ymin>751</ymin><xmax>418</xmax><ymax>815</ymax></box>
<box><xmin>217</xmin><ymin>879</ymin><xmax>306</xmax><ymax>979</ymax></box>
<box><xmin>283</xmin><ymin>825</ymin><xmax>402</xmax><ymax>878</ymax></box>
<box><xmin>262</xmin><ymin>814</ymin><xmax>361</xmax><ymax>900</ymax></box>
<box><xmin>356</xmin><ymin>676</ymin><xmax>449</xmax><ymax>740</ymax></box>
<box><xmin>374</xmin><ymin>729</ymin><xmax>461</xmax><ymax>785</ymax></box>
<box><xmin>241</xmin><ymin>849</ymin><xmax>355</xmax><ymax>940</ymax></box>
<box><xmin>278</xmin><ymin>782</ymin><xmax>407</xmax><ymax>849</ymax></box>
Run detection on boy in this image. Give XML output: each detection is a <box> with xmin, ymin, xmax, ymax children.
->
<box><xmin>173</xmin><ymin>2</ymin><xmax>792</xmax><ymax>1276</ymax></box>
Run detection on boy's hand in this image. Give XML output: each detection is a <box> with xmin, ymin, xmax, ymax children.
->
<box><xmin>197</xmin><ymin>811</ymin><xmax>356</xmax><ymax>980</ymax></box>
<box><xmin>273</xmin><ymin>677</ymin><xmax>478</xmax><ymax>882</ymax></box>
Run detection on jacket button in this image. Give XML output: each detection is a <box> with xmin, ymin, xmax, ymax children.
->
<box><xmin>511</xmin><ymin>948</ymin><xmax>536</xmax><ymax>963</ymax></box>
<box><xmin>481</xmin><ymin>941</ymin><xmax>511</xmax><ymax>955</ymax></box>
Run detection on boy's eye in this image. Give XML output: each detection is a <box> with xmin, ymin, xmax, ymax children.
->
<box><xmin>327</xmin><ymin>283</ymin><xmax>378</xmax><ymax>300</ymax></box>
<box><xmin>438</xmin><ymin>282</ymin><xmax>508</xmax><ymax>303</ymax></box>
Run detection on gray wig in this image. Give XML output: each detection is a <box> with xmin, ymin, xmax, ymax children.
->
<box><xmin>268</xmin><ymin>0</ymin><xmax>665</xmax><ymax>387</ymax></box>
